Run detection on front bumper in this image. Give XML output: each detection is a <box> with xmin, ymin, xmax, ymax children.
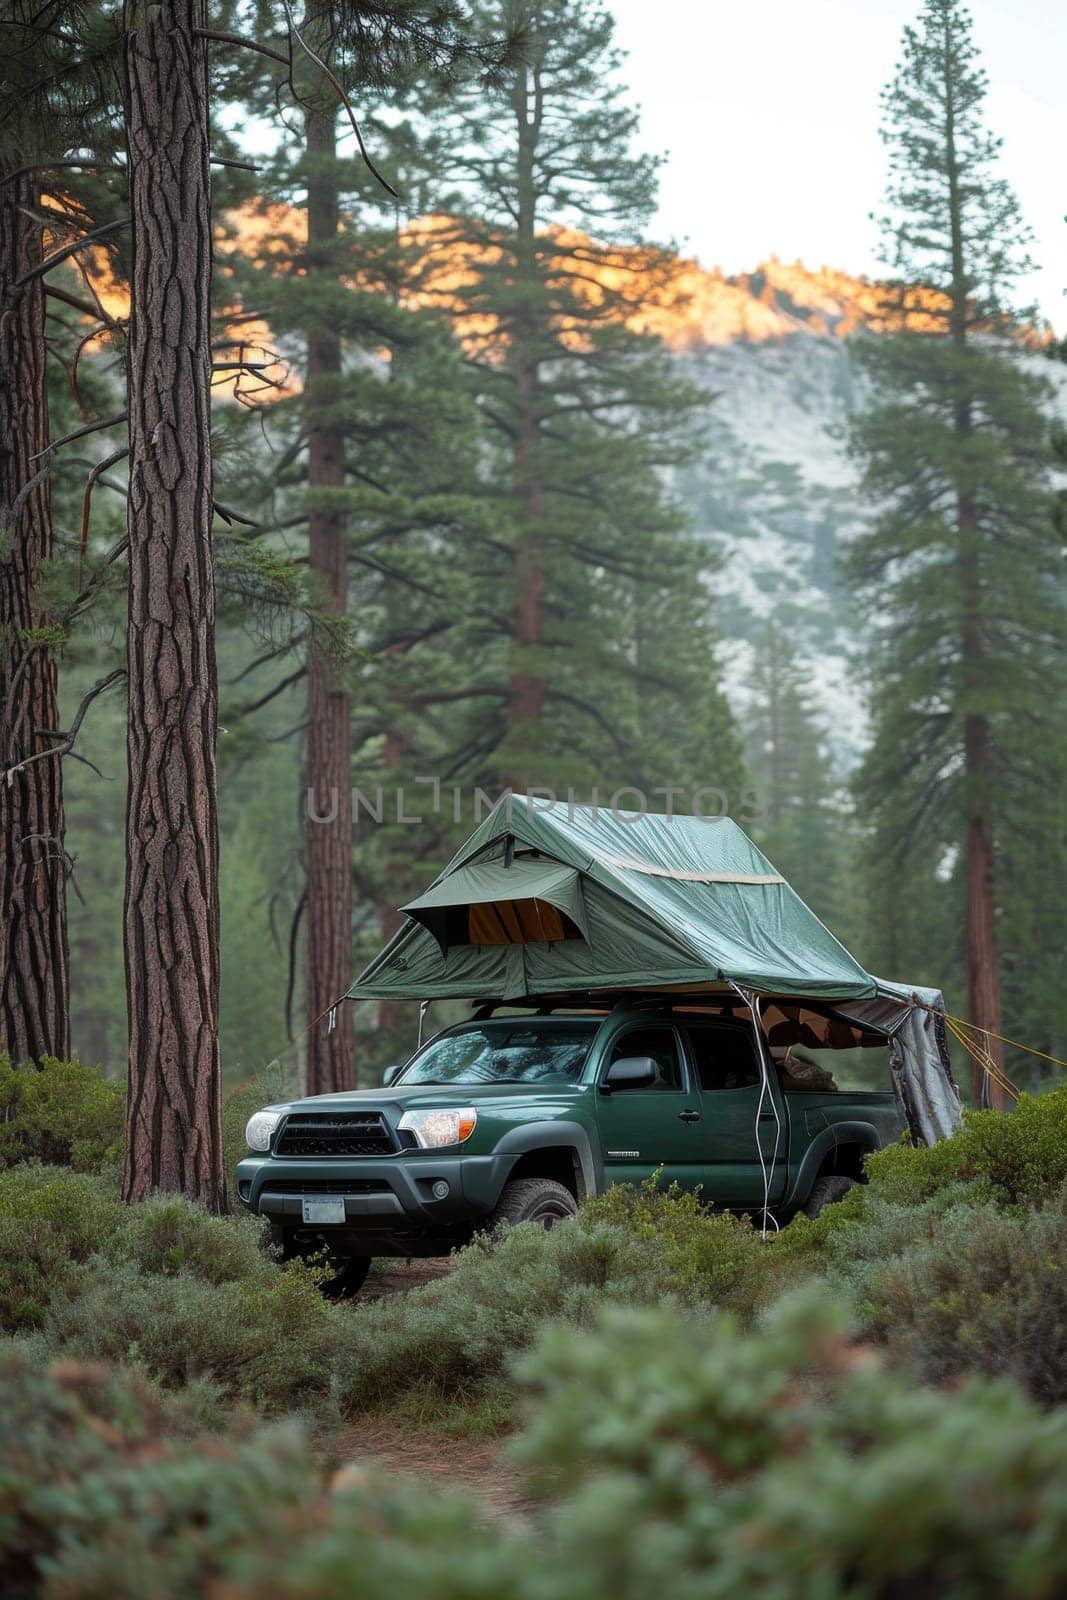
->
<box><xmin>235</xmin><ymin>1149</ymin><xmax>520</xmax><ymax>1229</ymax></box>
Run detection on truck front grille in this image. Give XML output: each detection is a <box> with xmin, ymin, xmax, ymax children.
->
<box><xmin>261</xmin><ymin>1179</ymin><xmax>391</xmax><ymax>1195</ymax></box>
<box><xmin>275</xmin><ymin>1112</ymin><xmax>396</xmax><ymax>1157</ymax></box>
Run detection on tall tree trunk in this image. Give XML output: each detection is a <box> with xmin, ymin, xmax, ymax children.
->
<box><xmin>943</xmin><ymin>54</ymin><xmax>1005</xmax><ymax>1108</ymax></box>
<box><xmin>0</xmin><ymin>169</ymin><xmax>71</xmax><ymax>1063</ymax></box>
<box><xmin>121</xmin><ymin>0</ymin><xmax>225</xmax><ymax>1207</ymax></box>
<box><xmin>303</xmin><ymin>98</ymin><xmax>354</xmax><ymax>1094</ymax></box>
<box><xmin>505</xmin><ymin>51</ymin><xmax>545</xmax><ymax>791</ymax></box>
<box><xmin>960</xmin><ymin>502</ymin><xmax>1005</xmax><ymax>1108</ymax></box>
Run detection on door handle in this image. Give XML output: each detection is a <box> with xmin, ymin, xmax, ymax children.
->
<box><xmin>678</xmin><ymin>1109</ymin><xmax>701</xmax><ymax>1123</ymax></box>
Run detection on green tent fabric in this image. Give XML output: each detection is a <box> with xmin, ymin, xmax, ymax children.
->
<box><xmin>348</xmin><ymin>798</ymin><xmax>880</xmax><ymax>1002</ymax></box>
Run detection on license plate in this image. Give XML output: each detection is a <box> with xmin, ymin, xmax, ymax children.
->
<box><xmin>302</xmin><ymin>1197</ymin><xmax>345</xmax><ymax>1225</ymax></box>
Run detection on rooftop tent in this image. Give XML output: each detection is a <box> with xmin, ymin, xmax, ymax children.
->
<box><xmin>348</xmin><ymin>799</ymin><xmax>963</xmax><ymax>1142</ymax></box>
<box><xmin>349</xmin><ymin>798</ymin><xmax>878</xmax><ymax>1002</ymax></box>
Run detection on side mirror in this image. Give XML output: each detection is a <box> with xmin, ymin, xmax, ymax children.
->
<box><xmin>381</xmin><ymin>1064</ymin><xmax>402</xmax><ymax>1087</ymax></box>
<box><xmin>601</xmin><ymin>1055</ymin><xmax>659</xmax><ymax>1093</ymax></box>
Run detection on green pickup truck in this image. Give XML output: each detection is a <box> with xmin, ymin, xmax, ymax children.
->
<box><xmin>236</xmin><ymin>1004</ymin><xmax>903</xmax><ymax>1295</ymax></box>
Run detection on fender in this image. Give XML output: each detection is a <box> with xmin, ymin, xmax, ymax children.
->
<box><xmin>784</xmin><ymin>1120</ymin><xmax>880</xmax><ymax>1213</ymax></box>
<box><xmin>490</xmin><ymin>1119</ymin><xmax>598</xmax><ymax>1200</ymax></box>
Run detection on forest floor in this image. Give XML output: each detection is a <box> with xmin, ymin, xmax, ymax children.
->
<box><xmin>330</xmin><ymin>1256</ymin><xmax>533</xmax><ymax>1521</ymax></box>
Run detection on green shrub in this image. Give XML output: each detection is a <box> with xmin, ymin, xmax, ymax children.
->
<box><xmin>9</xmin><ymin>1287</ymin><xmax>1067</xmax><ymax>1600</ymax></box>
<box><xmin>0</xmin><ymin>1344</ymin><xmax>321</xmax><ymax>1600</ymax></box>
<box><xmin>334</xmin><ymin>1218</ymin><xmax>681</xmax><ymax>1414</ymax></box>
<box><xmin>121</xmin><ymin>1194</ymin><xmax>268</xmax><ymax>1285</ymax></box>
<box><xmin>45</xmin><ymin>1258</ymin><xmax>340</xmax><ymax>1409</ymax></box>
<box><xmin>848</xmin><ymin>1181</ymin><xmax>1067</xmax><ymax>1404</ymax></box>
<box><xmin>0</xmin><ymin>1168</ymin><xmax>337</xmax><ymax>1410</ymax></box>
<box><xmin>860</xmin><ymin>1086</ymin><xmax>1067</xmax><ymax>1208</ymax></box>
<box><xmin>0</xmin><ymin>1169</ymin><xmax>123</xmax><ymax>1329</ymax></box>
<box><xmin>583</xmin><ymin>1177</ymin><xmax>794</xmax><ymax>1315</ymax></box>
<box><xmin>0</xmin><ymin>1054</ymin><xmax>124</xmax><ymax>1172</ymax></box>
<box><xmin>511</xmin><ymin>1290</ymin><xmax>1067</xmax><ymax>1600</ymax></box>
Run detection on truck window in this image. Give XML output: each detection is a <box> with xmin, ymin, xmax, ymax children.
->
<box><xmin>400</xmin><ymin>1021</ymin><xmax>597</xmax><ymax>1086</ymax></box>
<box><xmin>685</xmin><ymin>1024</ymin><xmax>761</xmax><ymax>1091</ymax></box>
<box><xmin>606</xmin><ymin>1026</ymin><xmax>682</xmax><ymax>1090</ymax></box>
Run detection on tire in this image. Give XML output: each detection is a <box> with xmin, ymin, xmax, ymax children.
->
<box><xmin>803</xmin><ymin>1174</ymin><xmax>858</xmax><ymax>1219</ymax></box>
<box><xmin>273</xmin><ymin>1229</ymin><xmax>372</xmax><ymax>1300</ymax></box>
<box><xmin>488</xmin><ymin>1177</ymin><xmax>578</xmax><ymax>1233</ymax></box>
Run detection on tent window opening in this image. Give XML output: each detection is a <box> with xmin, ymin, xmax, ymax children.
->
<box><xmin>461</xmin><ymin>899</ymin><xmax>583</xmax><ymax>946</ymax></box>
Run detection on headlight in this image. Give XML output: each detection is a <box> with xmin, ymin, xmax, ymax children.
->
<box><xmin>245</xmin><ymin>1110</ymin><xmax>282</xmax><ymax>1152</ymax></box>
<box><xmin>397</xmin><ymin>1108</ymin><xmax>477</xmax><ymax>1149</ymax></box>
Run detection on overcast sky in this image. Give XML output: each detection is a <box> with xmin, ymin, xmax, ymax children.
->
<box><xmin>608</xmin><ymin>0</ymin><xmax>1064</xmax><ymax>323</ymax></box>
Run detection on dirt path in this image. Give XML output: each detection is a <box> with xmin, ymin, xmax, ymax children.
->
<box><xmin>359</xmin><ymin>1256</ymin><xmax>455</xmax><ymax>1301</ymax></box>
<box><xmin>332</xmin><ymin>1418</ymin><xmax>529</xmax><ymax>1521</ymax></box>
<box><xmin>333</xmin><ymin>1257</ymin><xmax>530</xmax><ymax>1520</ymax></box>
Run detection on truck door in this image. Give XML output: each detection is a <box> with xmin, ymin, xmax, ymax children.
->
<box><xmin>595</xmin><ymin>1022</ymin><xmax>707</xmax><ymax>1191</ymax></box>
<box><xmin>683</xmin><ymin>1021</ymin><xmax>787</xmax><ymax>1209</ymax></box>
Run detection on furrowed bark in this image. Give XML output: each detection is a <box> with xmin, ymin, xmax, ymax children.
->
<box><xmin>0</xmin><ymin>168</ymin><xmax>71</xmax><ymax>1063</ymax></box>
<box><xmin>121</xmin><ymin>0</ymin><xmax>225</xmax><ymax>1207</ymax></box>
<box><xmin>303</xmin><ymin>97</ymin><xmax>354</xmax><ymax>1095</ymax></box>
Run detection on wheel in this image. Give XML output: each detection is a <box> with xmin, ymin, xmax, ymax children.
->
<box><xmin>272</xmin><ymin>1228</ymin><xmax>372</xmax><ymax>1300</ymax></box>
<box><xmin>803</xmin><ymin>1174</ymin><xmax>858</xmax><ymax>1219</ymax></box>
<box><xmin>488</xmin><ymin>1177</ymin><xmax>578</xmax><ymax>1232</ymax></box>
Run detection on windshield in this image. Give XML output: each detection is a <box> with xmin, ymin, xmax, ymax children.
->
<box><xmin>400</xmin><ymin>1021</ymin><xmax>597</xmax><ymax>1086</ymax></box>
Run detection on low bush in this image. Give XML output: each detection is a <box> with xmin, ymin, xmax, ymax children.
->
<box><xmin>333</xmin><ymin>1218</ymin><xmax>676</xmax><ymax>1414</ymax></box>
<box><xmin>0</xmin><ymin>1167</ymin><xmax>340</xmax><ymax>1410</ymax></box>
<box><xmin>583</xmin><ymin>1176</ymin><xmax>796</xmax><ymax>1315</ymax></box>
<box><xmin>25</xmin><ymin>1292</ymin><xmax>1065</xmax><ymax>1600</ymax></box>
<box><xmin>847</xmin><ymin>1181</ymin><xmax>1067</xmax><ymax>1405</ymax></box>
<box><xmin>858</xmin><ymin>1085</ymin><xmax>1067</xmax><ymax>1209</ymax></box>
<box><xmin>511</xmin><ymin>1291</ymin><xmax>1067</xmax><ymax>1599</ymax></box>
<box><xmin>45</xmin><ymin>1257</ymin><xmax>339</xmax><ymax>1410</ymax></box>
<box><xmin>0</xmin><ymin>1344</ymin><xmax>321</xmax><ymax>1600</ymax></box>
<box><xmin>0</xmin><ymin>1053</ymin><xmax>124</xmax><ymax>1173</ymax></box>
<box><xmin>0</xmin><ymin>1168</ymin><xmax>123</xmax><ymax>1329</ymax></box>
<box><xmin>336</xmin><ymin>1187</ymin><xmax>802</xmax><ymax>1419</ymax></box>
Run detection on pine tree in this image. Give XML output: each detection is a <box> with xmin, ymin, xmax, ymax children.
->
<box><xmin>394</xmin><ymin>0</ymin><xmax>737</xmax><ymax>803</ymax></box>
<box><xmin>0</xmin><ymin>0</ymin><xmax>122</xmax><ymax>1064</ymax></box>
<box><xmin>222</xmin><ymin>6</ymin><xmax>500</xmax><ymax>1086</ymax></box>
<box><xmin>0</xmin><ymin>146</ymin><xmax>71</xmax><ymax>1064</ymax></box>
<box><xmin>121</xmin><ymin>0</ymin><xmax>226</xmax><ymax>1205</ymax></box>
<box><xmin>848</xmin><ymin>0</ymin><xmax>1061</xmax><ymax>1103</ymax></box>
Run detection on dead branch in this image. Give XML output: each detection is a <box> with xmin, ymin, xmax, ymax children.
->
<box><xmin>194</xmin><ymin>28</ymin><xmax>290</xmax><ymax>66</ymax></box>
<box><xmin>80</xmin><ymin>448</ymin><xmax>129</xmax><ymax>558</ymax></box>
<box><xmin>3</xmin><ymin>669</ymin><xmax>126</xmax><ymax>787</ymax></box>
<box><xmin>7</xmin><ymin>463</ymin><xmax>51</xmax><ymax>530</ymax></box>
<box><xmin>15</xmin><ymin>217</ymin><xmax>130</xmax><ymax>289</ymax></box>
<box><xmin>0</xmin><ymin>159</ymin><xmax>124</xmax><ymax>188</ymax></box>
<box><xmin>213</xmin><ymin>499</ymin><xmax>260</xmax><ymax>528</ymax></box>
<box><xmin>282</xmin><ymin>1</ymin><xmax>399</xmax><ymax>199</ymax></box>
<box><xmin>45</xmin><ymin>283</ymin><xmax>112</xmax><ymax>322</ymax></box>
<box><xmin>240</xmin><ymin>665</ymin><xmax>307</xmax><ymax>717</ymax></box>
<box><xmin>31</xmin><ymin>412</ymin><xmax>127</xmax><ymax>462</ymax></box>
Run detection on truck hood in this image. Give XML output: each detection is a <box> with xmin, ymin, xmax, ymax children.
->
<box><xmin>271</xmin><ymin>1081</ymin><xmax>587</xmax><ymax>1115</ymax></box>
